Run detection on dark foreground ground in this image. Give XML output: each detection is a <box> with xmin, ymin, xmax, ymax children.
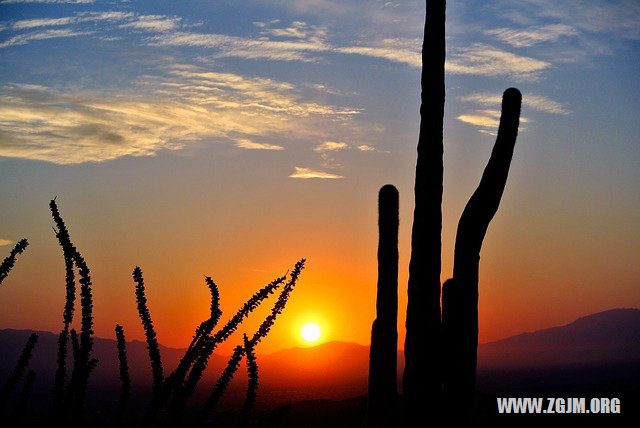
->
<box><xmin>3</xmin><ymin>363</ymin><xmax>638</xmax><ymax>427</ymax></box>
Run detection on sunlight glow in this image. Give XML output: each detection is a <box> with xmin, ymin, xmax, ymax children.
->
<box><xmin>301</xmin><ymin>322</ymin><xmax>321</xmax><ymax>342</ymax></box>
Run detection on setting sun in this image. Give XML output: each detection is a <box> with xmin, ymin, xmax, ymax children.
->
<box><xmin>301</xmin><ymin>323</ymin><xmax>321</xmax><ymax>343</ymax></box>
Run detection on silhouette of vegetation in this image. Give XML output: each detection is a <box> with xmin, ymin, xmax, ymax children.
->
<box><xmin>241</xmin><ymin>333</ymin><xmax>259</xmax><ymax>425</ymax></box>
<box><xmin>133</xmin><ymin>266</ymin><xmax>164</xmax><ymax>401</ymax></box>
<box><xmin>0</xmin><ymin>238</ymin><xmax>29</xmax><ymax>286</ymax></box>
<box><xmin>140</xmin><ymin>275</ymin><xmax>224</xmax><ymax>425</ymax></box>
<box><xmin>368</xmin><ymin>185</ymin><xmax>399</xmax><ymax>427</ymax></box>
<box><xmin>166</xmin><ymin>272</ymin><xmax>288</xmax><ymax>422</ymax></box>
<box><xmin>49</xmin><ymin>198</ymin><xmax>97</xmax><ymax>421</ymax></box>
<box><xmin>52</xmin><ymin>200</ymin><xmax>76</xmax><ymax>419</ymax></box>
<box><xmin>0</xmin><ymin>333</ymin><xmax>38</xmax><ymax>410</ymax></box>
<box><xmin>195</xmin><ymin>259</ymin><xmax>306</xmax><ymax>426</ymax></box>
<box><xmin>403</xmin><ymin>0</ymin><xmax>446</xmax><ymax>422</ymax></box>
<box><xmin>367</xmin><ymin>1</ymin><xmax>523</xmax><ymax>424</ymax></box>
<box><xmin>11</xmin><ymin>369</ymin><xmax>35</xmax><ymax>425</ymax></box>
<box><xmin>0</xmin><ymin>199</ymin><xmax>306</xmax><ymax>427</ymax></box>
<box><xmin>115</xmin><ymin>324</ymin><xmax>131</xmax><ymax>424</ymax></box>
<box><xmin>443</xmin><ymin>88</ymin><xmax>522</xmax><ymax>422</ymax></box>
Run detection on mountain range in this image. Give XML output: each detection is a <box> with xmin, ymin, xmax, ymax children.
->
<box><xmin>1</xmin><ymin>308</ymin><xmax>639</xmax><ymax>407</ymax></box>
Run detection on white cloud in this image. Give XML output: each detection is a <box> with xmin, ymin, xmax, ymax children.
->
<box><xmin>235</xmin><ymin>139</ymin><xmax>284</xmax><ymax>150</ymax></box>
<box><xmin>460</xmin><ymin>92</ymin><xmax>570</xmax><ymax>115</ymax></box>
<box><xmin>313</xmin><ymin>141</ymin><xmax>347</xmax><ymax>152</ymax></box>
<box><xmin>486</xmin><ymin>24</ymin><xmax>578</xmax><ymax>47</ymax></box>
<box><xmin>120</xmin><ymin>15</ymin><xmax>181</xmax><ymax>32</ymax></box>
<box><xmin>446</xmin><ymin>43</ymin><xmax>552</xmax><ymax>81</ymax></box>
<box><xmin>335</xmin><ymin>45</ymin><xmax>420</xmax><ymax>67</ymax></box>
<box><xmin>356</xmin><ymin>144</ymin><xmax>388</xmax><ymax>153</ymax></box>
<box><xmin>148</xmin><ymin>30</ymin><xmax>330</xmax><ymax>63</ymax></box>
<box><xmin>1</xmin><ymin>0</ymin><xmax>94</xmax><ymax>3</ymax></box>
<box><xmin>9</xmin><ymin>11</ymin><xmax>134</xmax><ymax>31</ymax></box>
<box><xmin>13</xmin><ymin>17</ymin><xmax>77</xmax><ymax>30</ymax></box>
<box><xmin>457</xmin><ymin>109</ymin><xmax>529</xmax><ymax>134</ymax></box>
<box><xmin>289</xmin><ymin>166</ymin><xmax>343</xmax><ymax>179</ymax></box>
<box><xmin>0</xmin><ymin>28</ymin><xmax>93</xmax><ymax>48</ymax></box>
<box><xmin>0</xmin><ymin>67</ymin><xmax>360</xmax><ymax>164</ymax></box>
<box><xmin>506</xmin><ymin>0</ymin><xmax>640</xmax><ymax>40</ymax></box>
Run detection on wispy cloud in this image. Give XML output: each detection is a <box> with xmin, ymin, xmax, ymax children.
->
<box><xmin>10</xmin><ymin>11</ymin><xmax>135</xmax><ymax>29</ymax></box>
<box><xmin>0</xmin><ymin>238</ymin><xmax>12</xmax><ymax>246</ymax></box>
<box><xmin>503</xmin><ymin>0</ymin><xmax>640</xmax><ymax>40</ymax></box>
<box><xmin>258</xmin><ymin>20</ymin><xmax>327</xmax><ymax>41</ymax></box>
<box><xmin>12</xmin><ymin>17</ymin><xmax>77</xmax><ymax>30</ymax></box>
<box><xmin>457</xmin><ymin>109</ymin><xmax>529</xmax><ymax>135</ymax></box>
<box><xmin>447</xmin><ymin>43</ymin><xmax>551</xmax><ymax>81</ymax></box>
<box><xmin>148</xmin><ymin>29</ymin><xmax>330</xmax><ymax>63</ymax></box>
<box><xmin>0</xmin><ymin>28</ymin><xmax>93</xmax><ymax>48</ymax></box>
<box><xmin>120</xmin><ymin>15</ymin><xmax>181</xmax><ymax>32</ymax></box>
<box><xmin>235</xmin><ymin>139</ymin><xmax>284</xmax><ymax>150</ymax></box>
<box><xmin>460</xmin><ymin>92</ymin><xmax>571</xmax><ymax>115</ymax></box>
<box><xmin>486</xmin><ymin>24</ymin><xmax>578</xmax><ymax>47</ymax></box>
<box><xmin>1</xmin><ymin>0</ymin><xmax>94</xmax><ymax>3</ymax></box>
<box><xmin>356</xmin><ymin>144</ymin><xmax>388</xmax><ymax>153</ymax></box>
<box><xmin>313</xmin><ymin>141</ymin><xmax>347</xmax><ymax>152</ymax></box>
<box><xmin>0</xmin><ymin>66</ymin><xmax>360</xmax><ymax>164</ymax></box>
<box><xmin>289</xmin><ymin>166</ymin><xmax>343</xmax><ymax>179</ymax></box>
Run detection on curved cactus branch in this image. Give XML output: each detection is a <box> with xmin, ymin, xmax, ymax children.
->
<box><xmin>444</xmin><ymin>87</ymin><xmax>522</xmax><ymax>421</ymax></box>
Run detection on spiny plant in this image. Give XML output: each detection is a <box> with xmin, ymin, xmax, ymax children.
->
<box><xmin>0</xmin><ymin>238</ymin><xmax>29</xmax><ymax>286</ymax></box>
<box><xmin>115</xmin><ymin>324</ymin><xmax>131</xmax><ymax>424</ymax></box>
<box><xmin>139</xmin><ymin>271</ymin><xmax>287</xmax><ymax>427</ymax></box>
<box><xmin>128</xmin><ymin>259</ymin><xmax>305</xmax><ymax>427</ymax></box>
<box><xmin>368</xmin><ymin>185</ymin><xmax>399</xmax><ymax>428</ymax></box>
<box><xmin>169</xmin><ymin>275</ymin><xmax>285</xmax><ymax>408</ymax></box>
<box><xmin>241</xmin><ymin>333</ymin><xmax>259</xmax><ymax>425</ymax></box>
<box><xmin>368</xmin><ymin>0</ymin><xmax>523</xmax><ymax>424</ymax></box>
<box><xmin>194</xmin><ymin>259</ymin><xmax>306</xmax><ymax>427</ymax></box>
<box><xmin>133</xmin><ymin>267</ymin><xmax>164</xmax><ymax>400</ymax></box>
<box><xmin>11</xmin><ymin>369</ymin><xmax>35</xmax><ymax>425</ymax></box>
<box><xmin>49</xmin><ymin>198</ymin><xmax>97</xmax><ymax>422</ymax></box>
<box><xmin>0</xmin><ymin>332</ymin><xmax>38</xmax><ymax>410</ymax></box>
<box><xmin>1</xmin><ymin>198</ymin><xmax>305</xmax><ymax>427</ymax></box>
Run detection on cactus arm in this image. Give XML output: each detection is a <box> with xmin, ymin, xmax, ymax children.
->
<box><xmin>368</xmin><ymin>185</ymin><xmax>399</xmax><ymax>427</ymax></box>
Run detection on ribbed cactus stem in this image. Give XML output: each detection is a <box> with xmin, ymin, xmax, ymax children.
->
<box><xmin>403</xmin><ymin>0</ymin><xmax>446</xmax><ymax>420</ymax></box>
<box><xmin>368</xmin><ymin>184</ymin><xmax>399</xmax><ymax>427</ymax></box>
<box><xmin>444</xmin><ymin>88</ymin><xmax>522</xmax><ymax>421</ymax></box>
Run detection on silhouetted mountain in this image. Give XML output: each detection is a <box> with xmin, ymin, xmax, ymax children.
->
<box><xmin>478</xmin><ymin>308</ymin><xmax>640</xmax><ymax>368</ymax></box>
<box><xmin>1</xmin><ymin>308</ymin><xmax>639</xmax><ymax>408</ymax></box>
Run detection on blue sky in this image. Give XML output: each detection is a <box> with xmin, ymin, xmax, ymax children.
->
<box><xmin>0</xmin><ymin>0</ymin><xmax>638</xmax><ymax>349</ymax></box>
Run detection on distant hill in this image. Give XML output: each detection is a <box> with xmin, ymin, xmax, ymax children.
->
<box><xmin>1</xmin><ymin>308</ymin><xmax>639</xmax><ymax>405</ymax></box>
<box><xmin>478</xmin><ymin>308</ymin><xmax>640</xmax><ymax>368</ymax></box>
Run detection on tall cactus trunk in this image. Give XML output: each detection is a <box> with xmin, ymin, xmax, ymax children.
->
<box><xmin>403</xmin><ymin>0</ymin><xmax>445</xmax><ymax>421</ymax></box>
<box><xmin>443</xmin><ymin>88</ymin><xmax>522</xmax><ymax>421</ymax></box>
<box><xmin>368</xmin><ymin>185</ymin><xmax>399</xmax><ymax>427</ymax></box>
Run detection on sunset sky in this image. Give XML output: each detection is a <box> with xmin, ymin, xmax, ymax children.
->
<box><xmin>0</xmin><ymin>0</ymin><xmax>638</xmax><ymax>356</ymax></box>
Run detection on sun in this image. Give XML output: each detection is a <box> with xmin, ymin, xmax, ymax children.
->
<box><xmin>301</xmin><ymin>322</ymin><xmax>321</xmax><ymax>343</ymax></box>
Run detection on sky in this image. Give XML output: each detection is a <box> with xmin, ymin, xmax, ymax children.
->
<box><xmin>0</xmin><ymin>0</ymin><xmax>638</xmax><ymax>356</ymax></box>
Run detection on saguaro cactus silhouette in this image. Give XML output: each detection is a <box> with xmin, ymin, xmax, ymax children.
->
<box><xmin>368</xmin><ymin>185</ymin><xmax>399</xmax><ymax>427</ymax></box>
<box><xmin>368</xmin><ymin>0</ymin><xmax>523</xmax><ymax>423</ymax></box>
<box><xmin>443</xmin><ymin>88</ymin><xmax>522</xmax><ymax>421</ymax></box>
<box><xmin>403</xmin><ymin>0</ymin><xmax>445</xmax><ymax>420</ymax></box>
